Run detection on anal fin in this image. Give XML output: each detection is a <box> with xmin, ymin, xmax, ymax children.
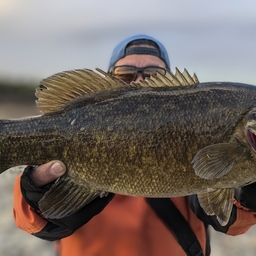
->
<box><xmin>38</xmin><ymin>175</ymin><xmax>108</xmax><ymax>219</ymax></box>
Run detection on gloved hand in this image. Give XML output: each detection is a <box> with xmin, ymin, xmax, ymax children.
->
<box><xmin>20</xmin><ymin>164</ymin><xmax>114</xmax><ymax>231</ymax></box>
<box><xmin>235</xmin><ymin>182</ymin><xmax>256</xmax><ymax>211</ymax></box>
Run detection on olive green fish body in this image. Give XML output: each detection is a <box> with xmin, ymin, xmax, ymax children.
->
<box><xmin>64</xmin><ymin>83</ymin><xmax>256</xmax><ymax>195</ymax></box>
<box><xmin>1</xmin><ymin>68</ymin><xmax>256</xmax><ymax>225</ymax></box>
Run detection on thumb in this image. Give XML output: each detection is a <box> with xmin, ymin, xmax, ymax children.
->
<box><xmin>30</xmin><ymin>160</ymin><xmax>66</xmax><ymax>187</ymax></box>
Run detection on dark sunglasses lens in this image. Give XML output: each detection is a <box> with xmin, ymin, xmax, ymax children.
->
<box><xmin>143</xmin><ymin>67</ymin><xmax>166</xmax><ymax>78</ymax></box>
<box><xmin>113</xmin><ymin>66</ymin><xmax>136</xmax><ymax>83</ymax></box>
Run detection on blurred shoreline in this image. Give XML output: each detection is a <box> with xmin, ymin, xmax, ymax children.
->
<box><xmin>0</xmin><ymin>81</ymin><xmax>37</xmax><ymax>104</ymax></box>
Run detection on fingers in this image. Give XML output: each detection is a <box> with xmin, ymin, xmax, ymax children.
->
<box><xmin>30</xmin><ymin>160</ymin><xmax>66</xmax><ymax>187</ymax></box>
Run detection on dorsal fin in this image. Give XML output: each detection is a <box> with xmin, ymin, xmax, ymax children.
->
<box><xmin>36</xmin><ymin>67</ymin><xmax>199</xmax><ymax>115</ymax></box>
<box><xmin>137</xmin><ymin>68</ymin><xmax>199</xmax><ymax>87</ymax></box>
<box><xmin>36</xmin><ymin>68</ymin><xmax>128</xmax><ymax>114</ymax></box>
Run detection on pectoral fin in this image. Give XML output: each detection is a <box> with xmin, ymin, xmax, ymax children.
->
<box><xmin>192</xmin><ymin>143</ymin><xmax>244</xmax><ymax>180</ymax></box>
<box><xmin>38</xmin><ymin>175</ymin><xmax>108</xmax><ymax>219</ymax></box>
<box><xmin>198</xmin><ymin>188</ymin><xmax>234</xmax><ymax>226</ymax></box>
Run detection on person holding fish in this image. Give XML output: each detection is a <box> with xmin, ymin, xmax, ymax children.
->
<box><xmin>12</xmin><ymin>35</ymin><xmax>256</xmax><ymax>256</ymax></box>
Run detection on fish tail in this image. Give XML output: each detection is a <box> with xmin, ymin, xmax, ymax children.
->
<box><xmin>0</xmin><ymin>120</ymin><xmax>5</xmax><ymax>174</ymax></box>
<box><xmin>0</xmin><ymin>119</ymin><xmax>12</xmax><ymax>174</ymax></box>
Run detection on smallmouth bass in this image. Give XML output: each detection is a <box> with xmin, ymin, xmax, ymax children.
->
<box><xmin>1</xmin><ymin>68</ymin><xmax>256</xmax><ymax>226</ymax></box>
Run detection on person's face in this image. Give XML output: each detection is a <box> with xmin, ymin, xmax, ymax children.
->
<box><xmin>114</xmin><ymin>54</ymin><xmax>166</xmax><ymax>83</ymax></box>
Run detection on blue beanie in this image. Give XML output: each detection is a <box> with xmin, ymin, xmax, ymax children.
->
<box><xmin>108</xmin><ymin>34</ymin><xmax>170</xmax><ymax>71</ymax></box>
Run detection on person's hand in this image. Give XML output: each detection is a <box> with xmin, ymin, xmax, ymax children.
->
<box><xmin>20</xmin><ymin>161</ymin><xmax>114</xmax><ymax>231</ymax></box>
<box><xmin>30</xmin><ymin>160</ymin><xmax>66</xmax><ymax>187</ymax></box>
<box><xmin>236</xmin><ymin>182</ymin><xmax>256</xmax><ymax>211</ymax></box>
<box><xmin>20</xmin><ymin>161</ymin><xmax>67</xmax><ymax>210</ymax></box>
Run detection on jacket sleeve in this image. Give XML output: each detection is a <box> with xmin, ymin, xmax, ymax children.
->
<box><xmin>13</xmin><ymin>167</ymin><xmax>114</xmax><ymax>241</ymax></box>
<box><xmin>188</xmin><ymin>194</ymin><xmax>256</xmax><ymax>235</ymax></box>
<box><xmin>13</xmin><ymin>174</ymin><xmax>74</xmax><ymax>241</ymax></box>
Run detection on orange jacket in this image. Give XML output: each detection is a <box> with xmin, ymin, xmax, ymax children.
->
<box><xmin>13</xmin><ymin>174</ymin><xmax>256</xmax><ymax>256</ymax></box>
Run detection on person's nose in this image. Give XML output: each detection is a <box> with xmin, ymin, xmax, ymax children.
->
<box><xmin>134</xmin><ymin>72</ymin><xmax>144</xmax><ymax>83</ymax></box>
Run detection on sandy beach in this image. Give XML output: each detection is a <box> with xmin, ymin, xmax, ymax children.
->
<box><xmin>0</xmin><ymin>101</ymin><xmax>256</xmax><ymax>256</ymax></box>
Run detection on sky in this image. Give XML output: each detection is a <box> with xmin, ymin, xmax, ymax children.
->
<box><xmin>1</xmin><ymin>0</ymin><xmax>256</xmax><ymax>84</ymax></box>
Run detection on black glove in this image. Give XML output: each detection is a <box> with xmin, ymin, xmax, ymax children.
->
<box><xmin>235</xmin><ymin>182</ymin><xmax>256</xmax><ymax>211</ymax></box>
<box><xmin>20</xmin><ymin>165</ymin><xmax>114</xmax><ymax>231</ymax></box>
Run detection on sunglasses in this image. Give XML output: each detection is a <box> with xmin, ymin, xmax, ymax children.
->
<box><xmin>110</xmin><ymin>65</ymin><xmax>166</xmax><ymax>83</ymax></box>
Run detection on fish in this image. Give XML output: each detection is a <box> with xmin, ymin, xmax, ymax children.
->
<box><xmin>1</xmin><ymin>67</ymin><xmax>256</xmax><ymax>226</ymax></box>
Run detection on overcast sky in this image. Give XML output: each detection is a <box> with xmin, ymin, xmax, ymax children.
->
<box><xmin>1</xmin><ymin>0</ymin><xmax>256</xmax><ymax>84</ymax></box>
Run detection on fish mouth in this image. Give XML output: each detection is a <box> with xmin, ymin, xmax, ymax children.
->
<box><xmin>246</xmin><ymin>129</ymin><xmax>256</xmax><ymax>151</ymax></box>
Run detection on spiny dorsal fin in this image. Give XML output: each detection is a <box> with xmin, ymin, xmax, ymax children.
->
<box><xmin>137</xmin><ymin>67</ymin><xmax>199</xmax><ymax>87</ymax></box>
<box><xmin>36</xmin><ymin>68</ymin><xmax>127</xmax><ymax>114</ymax></box>
<box><xmin>36</xmin><ymin>67</ymin><xmax>199</xmax><ymax>115</ymax></box>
